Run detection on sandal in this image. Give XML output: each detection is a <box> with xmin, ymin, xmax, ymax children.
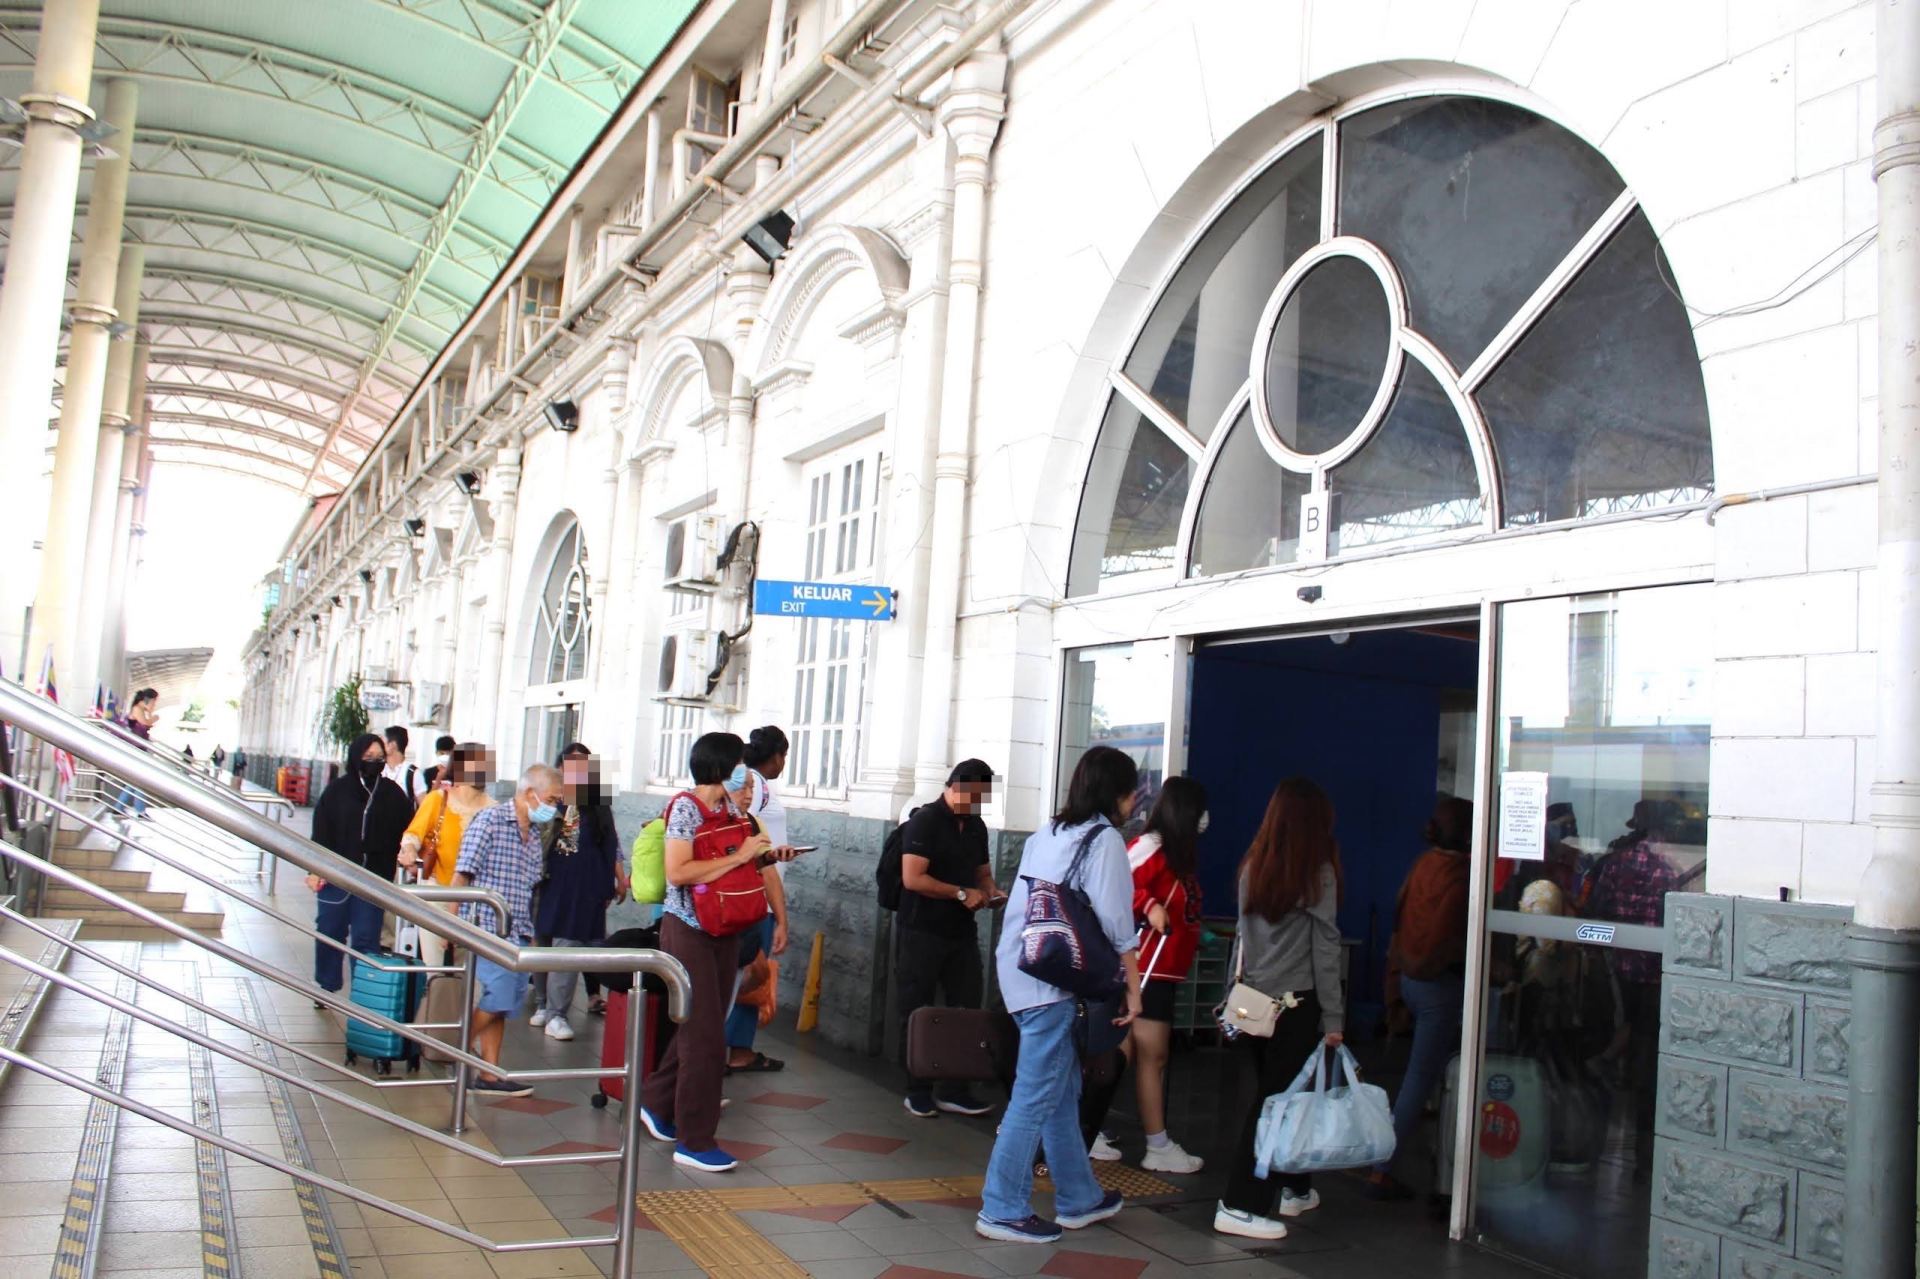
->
<box><xmin>587</xmin><ymin>998</ymin><xmax>608</xmax><ymax>1017</ymax></box>
<box><xmin>725</xmin><ymin>1051</ymin><xmax>785</xmax><ymax>1074</ymax></box>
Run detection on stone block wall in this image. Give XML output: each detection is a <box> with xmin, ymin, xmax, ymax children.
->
<box><xmin>1652</xmin><ymin>893</ymin><xmax>1852</xmax><ymax>1279</ymax></box>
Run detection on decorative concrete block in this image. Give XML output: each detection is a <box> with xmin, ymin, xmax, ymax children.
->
<box><xmin>1726</xmin><ymin>1069</ymin><xmax>1847</xmax><ymax>1171</ymax></box>
<box><xmin>1655</xmin><ymin>1057</ymin><xmax>1727</xmax><ymax>1144</ymax></box>
<box><xmin>1654</xmin><ymin>1139</ymin><xmax>1794</xmax><ymax>1253</ymax></box>
<box><xmin>1795</xmin><ymin>1172</ymin><xmax>1846</xmax><ymax>1269</ymax></box>
<box><xmin>1722</xmin><ymin>1241</ymin><xmax>1839</xmax><ymax>1279</ymax></box>
<box><xmin>1735</xmin><ymin>899</ymin><xmax>1851</xmax><ymax>991</ymax></box>
<box><xmin>1802</xmin><ymin>999</ymin><xmax>1849</xmax><ymax>1083</ymax></box>
<box><xmin>1648</xmin><ymin>1217</ymin><xmax>1720</xmax><ymax>1279</ymax></box>
<box><xmin>1666</xmin><ymin>893</ymin><xmax>1734</xmax><ymax>979</ymax></box>
<box><xmin>1663</xmin><ymin>978</ymin><xmax>1800</xmax><ymax>1072</ymax></box>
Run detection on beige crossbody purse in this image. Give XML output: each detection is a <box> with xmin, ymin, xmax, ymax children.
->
<box><xmin>1215</xmin><ymin>931</ymin><xmax>1300</xmax><ymax>1040</ymax></box>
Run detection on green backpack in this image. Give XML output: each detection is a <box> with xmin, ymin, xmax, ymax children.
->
<box><xmin>630</xmin><ymin>817</ymin><xmax>667</xmax><ymax>904</ymax></box>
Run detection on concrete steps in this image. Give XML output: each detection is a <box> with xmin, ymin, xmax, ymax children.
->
<box><xmin>47</xmin><ymin>821</ymin><xmax>227</xmax><ymax>936</ymax></box>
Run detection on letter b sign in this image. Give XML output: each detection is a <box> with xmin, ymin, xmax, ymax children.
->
<box><xmin>1300</xmin><ymin>492</ymin><xmax>1331</xmax><ymax>562</ymax></box>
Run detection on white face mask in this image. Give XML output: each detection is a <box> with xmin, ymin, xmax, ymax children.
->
<box><xmin>1198</xmin><ymin>812</ymin><xmax>1211</xmax><ymax>835</ymax></box>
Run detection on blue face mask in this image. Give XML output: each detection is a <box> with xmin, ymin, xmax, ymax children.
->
<box><xmin>529</xmin><ymin>801</ymin><xmax>558</xmax><ymax>824</ymax></box>
<box><xmin>727</xmin><ymin>763</ymin><xmax>750</xmax><ymax>791</ymax></box>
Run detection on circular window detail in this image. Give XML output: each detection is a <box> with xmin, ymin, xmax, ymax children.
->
<box><xmin>1249</xmin><ymin>237</ymin><xmax>1406</xmax><ymax>473</ymax></box>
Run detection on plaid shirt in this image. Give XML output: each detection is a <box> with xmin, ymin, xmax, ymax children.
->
<box><xmin>456</xmin><ymin>801</ymin><xmax>543</xmax><ymax>942</ymax></box>
<box><xmin>1588</xmin><ymin>839</ymin><xmax>1680</xmax><ymax>984</ymax></box>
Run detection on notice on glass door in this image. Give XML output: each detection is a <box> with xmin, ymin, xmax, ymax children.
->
<box><xmin>1498</xmin><ymin>771</ymin><xmax>1550</xmax><ymax>862</ymax></box>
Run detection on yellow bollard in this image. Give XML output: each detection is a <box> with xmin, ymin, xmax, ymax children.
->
<box><xmin>796</xmin><ymin>930</ymin><xmax>824</xmax><ymax>1032</ymax></box>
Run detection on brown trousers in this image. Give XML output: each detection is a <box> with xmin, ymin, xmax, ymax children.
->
<box><xmin>641</xmin><ymin>914</ymin><xmax>741</xmax><ymax>1152</ymax></box>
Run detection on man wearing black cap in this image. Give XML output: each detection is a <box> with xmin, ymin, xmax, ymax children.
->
<box><xmin>897</xmin><ymin>758</ymin><xmax>1003</xmax><ymax>1118</ymax></box>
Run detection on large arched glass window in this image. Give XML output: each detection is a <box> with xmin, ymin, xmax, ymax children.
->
<box><xmin>1070</xmin><ymin>93</ymin><xmax>1713</xmax><ymax>595</ymax></box>
<box><xmin>530</xmin><ymin>519</ymin><xmax>591</xmax><ymax>685</ymax></box>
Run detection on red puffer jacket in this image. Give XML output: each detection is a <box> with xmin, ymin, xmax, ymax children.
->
<box><xmin>1129</xmin><ymin>833</ymin><xmax>1202</xmax><ymax>982</ymax></box>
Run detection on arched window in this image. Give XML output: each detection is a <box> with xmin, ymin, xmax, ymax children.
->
<box><xmin>529</xmin><ymin>519</ymin><xmax>591</xmax><ymax>685</ymax></box>
<box><xmin>1070</xmin><ymin>93</ymin><xmax>1713</xmax><ymax>595</ymax></box>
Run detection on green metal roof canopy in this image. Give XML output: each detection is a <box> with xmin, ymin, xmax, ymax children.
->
<box><xmin>0</xmin><ymin>0</ymin><xmax>700</xmax><ymax>493</ymax></box>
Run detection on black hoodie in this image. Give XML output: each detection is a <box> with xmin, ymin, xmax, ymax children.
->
<box><xmin>310</xmin><ymin>733</ymin><xmax>413</xmax><ymax>880</ymax></box>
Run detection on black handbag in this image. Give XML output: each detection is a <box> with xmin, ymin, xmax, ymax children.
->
<box><xmin>1072</xmin><ymin>991</ymin><xmax>1130</xmax><ymax>1063</ymax></box>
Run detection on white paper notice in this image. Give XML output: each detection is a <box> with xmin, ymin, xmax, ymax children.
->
<box><xmin>1499</xmin><ymin>771</ymin><xmax>1550</xmax><ymax>862</ymax></box>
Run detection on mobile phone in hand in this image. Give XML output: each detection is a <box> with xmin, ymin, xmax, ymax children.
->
<box><xmin>787</xmin><ymin>845</ymin><xmax>818</xmax><ymax>854</ymax></box>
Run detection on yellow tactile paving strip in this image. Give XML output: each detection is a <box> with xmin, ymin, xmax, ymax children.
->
<box><xmin>179</xmin><ymin>965</ymin><xmax>239</xmax><ymax>1279</ymax></box>
<box><xmin>635</xmin><ymin>1164</ymin><xmax>1181</xmax><ymax>1278</ymax></box>
<box><xmin>51</xmin><ymin>974</ymin><xmax>135</xmax><ymax>1279</ymax></box>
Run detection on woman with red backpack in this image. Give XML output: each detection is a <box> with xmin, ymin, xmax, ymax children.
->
<box><xmin>638</xmin><ymin>732</ymin><xmax>795</xmax><ymax>1172</ymax></box>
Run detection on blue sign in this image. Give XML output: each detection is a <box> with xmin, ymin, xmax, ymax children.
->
<box><xmin>754</xmin><ymin>579</ymin><xmax>895</xmax><ymax>621</ymax></box>
<box><xmin>1487</xmin><ymin>1073</ymin><xmax>1515</xmax><ymax>1102</ymax></box>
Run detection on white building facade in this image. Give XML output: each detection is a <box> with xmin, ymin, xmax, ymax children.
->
<box><xmin>241</xmin><ymin>4</ymin><xmax>1893</xmax><ymax>1274</ymax></box>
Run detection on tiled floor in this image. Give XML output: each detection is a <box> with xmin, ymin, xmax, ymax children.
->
<box><xmin>0</xmin><ymin>808</ymin><xmax>1553</xmax><ymax>1278</ymax></box>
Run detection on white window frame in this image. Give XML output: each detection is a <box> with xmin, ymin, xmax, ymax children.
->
<box><xmin>788</xmin><ymin>452</ymin><xmax>880</xmax><ymax>798</ymax></box>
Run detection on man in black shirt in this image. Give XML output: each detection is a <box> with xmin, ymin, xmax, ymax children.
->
<box><xmin>897</xmin><ymin>758</ymin><xmax>1003</xmax><ymax>1118</ymax></box>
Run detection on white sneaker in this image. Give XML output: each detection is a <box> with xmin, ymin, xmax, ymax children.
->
<box><xmin>544</xmin><ymin>1015</ymin><xmax>575</xmax><ymax>1041</ymax></box>
<box><xmin>1089</xmin><ymin>1132</ymin><xmax>1123</xmax><ymax>1162</ymax></box>
<box><xmin>1213</xmin><ymin>1202</ymin><xmax>1287</xmax><ymax>1240</ymax></box>
<box><xmin>1141</xmin><ymin>1139</ymin><xmax>1204</xmax><ymax>1174</ymax></box>
<box><xmin>530</xmin><ymin>1008</ymin><xmax>553</xmax><ymax>1028</ymax></box>
<box><xmin>1278</xmin><ymin>1189</ymin><xmax>1320</xmax><ymax>1217</ymax></box>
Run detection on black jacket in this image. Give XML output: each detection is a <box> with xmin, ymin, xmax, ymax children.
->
<box><xmin>310</xmin><ymin>772</ymin><xmax>413</xmax><ymax>881</ymax></box>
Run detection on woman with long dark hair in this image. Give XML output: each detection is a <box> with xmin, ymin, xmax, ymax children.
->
<box><xmin>1215</xmin><ymin>777</ymin><xmax>1345</xmax><ymax>1241</ymax></box>
<box><xmin>724</xmin><ymin>725</ymin><xmax>792</xmax><ymax>1071</ymax></box>
<box><xmin>530</xmin><ymin>742</ymin><xmax>626</xmax><ymax>1041</ymax></box>
<box><xmin>977</xmin><ymin>746</ymin><xmax>1143</xmax><ymax>1245</ymax></box>
<box><xmin>1081</xmin><ymin>775</ymin><xmax>1212</xmax><ymax>1171</ymax></box>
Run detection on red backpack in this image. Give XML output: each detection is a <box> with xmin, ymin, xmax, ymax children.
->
<box><xmin>674</xmin><ymin>791</ymin><xmax>769</xmax><ymax>936</ymax></box>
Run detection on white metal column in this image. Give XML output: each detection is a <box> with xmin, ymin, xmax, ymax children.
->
<box><xmin>73</xmin><ymin>240</ymin><xmax>143</xmax><ymax>699</ymax></box>
<box><xmin>0</xmin><ymin>0</ymin><xmax>102</xmax><ymax>677</ymax></box>
<box><xmin>98</xmin><ymin>339</ymin><xmax>147</xmax><ymax>699</ymax></box>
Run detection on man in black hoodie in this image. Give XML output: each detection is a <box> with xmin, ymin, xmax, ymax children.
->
<box><xmin>307</xmin><ymin>732</ymin><xmax>415</xmax><ymax>995</ymax></box>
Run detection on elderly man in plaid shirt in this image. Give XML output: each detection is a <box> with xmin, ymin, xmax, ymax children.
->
<box><xmin>453</xmin><ymin>761</ymin><xmax>565</xmax><ymax>1097</ymax></box>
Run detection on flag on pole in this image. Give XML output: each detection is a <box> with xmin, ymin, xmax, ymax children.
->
<box><xmin>94</xmin><ymin>683</ymin><xmax>105</xmax><ymax>717</ymax></box>
<box><xmin>38</xmin><ymin>647</ymin><xmax>75</xmax><ymax>790</ymax></box>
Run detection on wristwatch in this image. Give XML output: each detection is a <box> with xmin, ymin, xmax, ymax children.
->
<box><xmin>954</xmin><ymin>887</ymin><xmax>967</xmax><ymax>903</ymax></box>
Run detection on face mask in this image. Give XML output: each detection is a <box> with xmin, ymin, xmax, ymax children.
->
<box><xmin>358</xmin><ymin>759</ymin><xmax>384</xmax><ymax>783</ymax></box>
<box><xmin>1198</xmin><ymin>812</ymin><xmax>1211</xmax><ymax>835</ymax></box>
<box><xmin>529</xmin><ymin>800</ymin><xmax>558</xmax><ymax>824</ymax></box>
<box><xmin>727</xmin><ymin>763</ymin><xmax>750</xmax><ymax>791</ymax></box>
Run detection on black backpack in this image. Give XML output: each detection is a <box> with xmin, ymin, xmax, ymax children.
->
<box><xmin>875</xmin><ymin>807</ymin><xmax>921</xmax><ymax>911</ymax></box>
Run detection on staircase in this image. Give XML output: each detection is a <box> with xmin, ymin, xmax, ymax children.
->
<box><xmin>40</xmin><ymin>818</ymin><xmax>225</xmax><ymax>940</ymax></box>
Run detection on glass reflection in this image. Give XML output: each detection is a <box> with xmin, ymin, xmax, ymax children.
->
<box><xmin>1067</xmin><ymin>396</ymin><xmax>1193</xmax><ymax>592</ymax></box>
<box><xmin>1189</xmin><ymin>406</ymin><xmax>1305</xmax><ymax>577</ymax></box>
<box><xmin>1264</xmin><ymin>254</ymin><xmax>1392</xmax><ymax>457</ymax></box>
<box><xmin>1059</xmin><ymin>642</ymin><xmax>1169</xmax><ymax>838</ymax></box>
<box><xmin>1330</xmin><ymin>362</ymin><xmax>1484</xmax><ymax>552</ymax></box>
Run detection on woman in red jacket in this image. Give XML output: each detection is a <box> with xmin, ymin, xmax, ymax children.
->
<box><xmin>1082</xmin><ymin>775</ymin><xmax>1210</xmax><ymax>1173</ymax></box>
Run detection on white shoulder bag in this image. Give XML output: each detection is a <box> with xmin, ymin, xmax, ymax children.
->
<box><xmin>1215</xmin><ymin>929</ymin><xmax>1300</xmax><ymax>1040</ymax></box>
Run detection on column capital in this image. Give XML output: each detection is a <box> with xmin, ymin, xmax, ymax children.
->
<box><xmin>18</xmin><ymin>92</ymin><xmax>95</xmax><ymax>132</ymax></box>
<box><xmin>68</xmin><ymin>299</ymin><xmax>117</xmax><ymax>329</ymax></box>
<box><xmin>100</xmin><ymin>410</ymin><xmax>131</xmax><ymax>430</ymax></box>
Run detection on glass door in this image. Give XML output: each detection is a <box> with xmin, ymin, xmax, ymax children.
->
<box><xmin>1467</xmin><ymin>584</ymin><xmax>1711</xmax><ymax>1278</ymax></box>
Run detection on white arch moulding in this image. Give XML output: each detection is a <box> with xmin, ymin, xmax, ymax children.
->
<box><xmin>744</xmin><ymin>222</ymin><xmax>911</xmax><ymax>378</ymax></box>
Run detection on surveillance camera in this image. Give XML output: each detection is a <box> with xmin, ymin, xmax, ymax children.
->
<box><xmin>1297</xmin><ymin>585</ymin><xmax>1323</xmax><ymax>604</ymax></box>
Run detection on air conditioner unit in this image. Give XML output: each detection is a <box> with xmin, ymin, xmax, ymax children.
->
<box><xmin>363</xmin><ymin>663</ymin><xmax>395</xmax><ymax>685</ymax></box>
<box><xmin>655</xmin><ymin>629</ymin><xmax>720</xmax><ymax>700</ymax></box>
<box><xmin>411</xmin><ymin>681</ymin><xmax>448</xmax><ymax>724</ymax></box>
<box><xmin>663</xmin><ymin>514</ymin><xmax>726</xmax><ymax>591</ymax></box>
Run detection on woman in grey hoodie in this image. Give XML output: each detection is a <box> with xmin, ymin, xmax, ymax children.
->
<box><xmin>1215</xmin><ymin>776</ymin><xmax>1345</xmax><ymax>1242</ymax></box>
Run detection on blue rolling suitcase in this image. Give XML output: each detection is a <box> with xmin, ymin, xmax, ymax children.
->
<box><xmin>344</xmin><ymin>951</ymin><xmax>422</xmax><ymax>1076</ymax></box>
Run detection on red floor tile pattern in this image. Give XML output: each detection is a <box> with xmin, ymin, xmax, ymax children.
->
<box><xmin>485</xmin><ymin>1095</ymin><xmax>575</xmax><ymax>1115</ymax></box>
<box><xmin>587</xmin><ymin>1202</ymin><xmax>661</xmax><ymax>1231</ymax></box>
<box><xmin>745</xmin><ymin>1091</ymin><xmax>829</xmax><ymax>1110</ymax></box>
<box><xmin>1040</xmin><ymin>1252</ymin><xmax>1148</xmax><ymax>1279</ymax></box>
<box><xmin>878</xmin><ymin>1268</ymin><xmax>984</xmax><ymax>1279</ymax></box>
<box><xmin>766</xmin><ymin>1203</ymin><xmax>864</xmax><ymax>1224</ymax></box>
<box><xmin>821</xmin><ymin>1131</ymin><xmax>909</xmax><ymax>1156</ymax></box>
<box><xmin>530</xmin><ymin>1139</ymin><xmax>616</xmax><ymax>1156</ymax></box>
<box><xmin>721</xmin><ymin>1138</ymin><xmax>778</xmax><ymax>1161</ymax></box>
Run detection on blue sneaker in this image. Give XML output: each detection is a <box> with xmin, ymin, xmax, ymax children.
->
<box><xmin>638</xmin><ymin>1107</ymin><xmax>676</xmax><ymax>1143</ymax></box>
<box><xmin>974</xmin><ymin>1214</ymin><xmax>1062</xmax><ymax>1243</ymax></box>
<box><xmin>1056</xmin><ymin>1189</ymin><xmax>1124</xmax><ymax>1229</ymax></box>
<box><xmin>673</xmin><ymin>1144</ymin><xmax>738</xmax><ymax>1172</ymax></box>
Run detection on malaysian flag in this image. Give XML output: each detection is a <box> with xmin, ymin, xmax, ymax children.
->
<box><xmin>38</xmin><ymin>648</ymin><xmax>75</xmax><ymax>789</ymax></box>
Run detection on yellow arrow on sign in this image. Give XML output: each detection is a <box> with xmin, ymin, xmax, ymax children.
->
<box><xmin>865</xmin><ymin>590</ymin><xmax>890</xmax><ymax>617</ymax></box>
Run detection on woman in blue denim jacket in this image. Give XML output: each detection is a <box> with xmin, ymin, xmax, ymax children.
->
<box><xmin>976</xmin><ymin>746</ymin><xmax>1144</xmax><ymax>1244</ymax></box>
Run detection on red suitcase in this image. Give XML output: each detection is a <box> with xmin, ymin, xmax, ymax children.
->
<box><xmin>590</xmin><ymin>989</ymin><xmax>672</xmax><ymax>1108</ymax></box>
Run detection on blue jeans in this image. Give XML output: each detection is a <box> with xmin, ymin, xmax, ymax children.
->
<box><xmin>314</xmin><ymin>886</ymin><xmax>384</xmax><ymax>992</ymax></box>
<box><xmin>981</xmin><ymin>999</ymin><xmax>1105</xmax><ymax>1225</ymax></box>
<box><xmin>1380</xmin><ymin>973</ymin><xmax>1465</xmax><ymax>1173</ymax></box>
<box><xmin>725</xmin><ymin>915</ymin><xmax>775</xmax><ymax>1050</ymax></box>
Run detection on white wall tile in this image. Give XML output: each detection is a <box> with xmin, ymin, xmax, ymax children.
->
<box><xmin>1530</xmin><ymin>0</ymin><xmax>1729</xmax><ymax>143</ymax></box>
<box><xmin>1701</xmin><ymin>326</ymin><xmax>1859</xmax><ymax>490</ymax></box>
<box><xmin>1795</xmin><ymin>3</ymin><xmax>1876</xmax><ymax>100</ymax></box>
<box><xmin>1806</xmin><ymin>482</ymin><xmax>1876</xmax><ymax>572</ymax></box>
<box><xmin>1732</xmin><ymin>0</ymin><xmax>1870</xmax><ymax>55</ymax></box>
<box><xmin>1713</xmin><ymin>573</ymin><xmax>1859</xmax><ymax>658</ymax></box>
<box><xmin>1710</xmin><ymin>736</ymin><xmax>1855</xmax><ymax>822</ymax></box>
<box><xmin>1713</xmin><ymin>497</ymin><xmax>1808</xmax><ymax>580</ymax></box>
<box><xmin>1796</xmin><ymin>84</ymin><xmax>1861</xmax><ymax>175</ymax></box>
<box><xmin>1857</xmin><ymin>565</ymin><xmax>1878</xmax><ymax>650</ymax></box>
<box><xmin>1712</xmin><ymin>656</ymin><xmax>1806</xmax><ymax>737</ymax></box>
<box><xmin>1705</xmin><ymin>816</ymin><xmax>1804</xmax><ymax>899</ymax></box>
<box><xmin>1853</xmin><ymin>734</ymin><xmax>1875</xmax><ymax>822</ymax></box>
<box><xmin>1800</xmin><ymin>820</ymin><xmax>1873</xmax><ymax>903</ymax></box>
<box><xmin>1454</xmin><ymin>0</ymin><xmax>1571</xmax><ymax>82</ymax></box>
<box><xmin>1805</xmin><ymin>650</ymin><xmax>1877</xmax><ymax>736</ymax></box>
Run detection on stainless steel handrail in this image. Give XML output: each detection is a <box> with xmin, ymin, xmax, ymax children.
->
<box><xmin>0</xmin><ymin>679</ymin><xmax>688</xmax><ymax>999</ymax></box>
<box><xmin>81</xmin><ymin>716</ymin><xmax>295</xmax><ymax>819</ymax></box>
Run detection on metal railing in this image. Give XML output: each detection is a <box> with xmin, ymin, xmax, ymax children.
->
<box><xmin>0</xmin><ymin>678</ymin><xmax>691</xmax><ymax>1277</ymax></box>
